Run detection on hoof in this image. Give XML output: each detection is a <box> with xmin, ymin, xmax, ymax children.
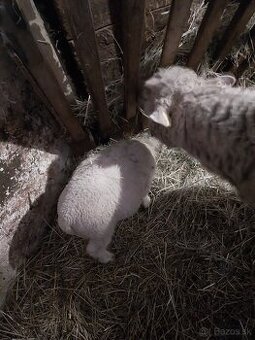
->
<box><xmin>98</xmin><ymin>250</ymin><xmax>114</xmax><ymax>264</ymax></box>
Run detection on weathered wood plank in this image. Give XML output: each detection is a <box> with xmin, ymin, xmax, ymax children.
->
<box><xmin>145</xmin><ymin>3</ymin><xmax>172</xmax><ymax>38</ymax></box>
<box><xmin>214</xmin><ymin>0</ymin><xmax>255</xmax><ymax>69</ymax></box>
<box><xmin>90</xmin><ymin>0</ymin><xmax>120</xmax><ymax>30</ymax></box>
<box><xmin>16</xmin><ymin>0</ymin><xmax>75</xmax><ymax>104</ymax></box>
<box><xmin>61</xmin><ymin>0</ymin><xmax>112</xmax><ymax>138</ymax></box>
<box><xmin>1</xmin><ymin>2</ymin><xmax>92</xmax><ymax>150</ymax></box>
<box><xmin>35</xmin><ymin>0</ymin><xmax>88</xmax><ymax>99</ymax></box>
<box><xmin>88</xmin><ymin>0</ymin><xmax>171</xmax><ymax>30</ymax></box>
<box><xmin>233</xmin><ymin>58</ymin><xmax>250</xmax><ymax>79</ymax></box>
<box><xmin>160</xmin><ymin>0</ymin><xmax>193</xmax><ymax>67</ymax></box>
<box><xmin>122</xmin><ymin>0</ymin><xmax>145</xmax><ymax>120</ymax></box>
<box><xmin>227</xmin><ymin>25</ymin><xmax>255</xmax><ymax>78</ymax></box>
<box><xmin>187</xmin><ymin>0</ymin><xmax>228</xmax><ymax>70</ymax></box>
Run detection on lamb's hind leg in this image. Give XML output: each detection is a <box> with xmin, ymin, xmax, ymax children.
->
<box><xmin>86</xmin><ymin>229</ymin><xmax>114</xmax><ymax>263</ymax></box>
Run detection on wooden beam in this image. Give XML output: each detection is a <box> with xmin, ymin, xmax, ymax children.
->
<box><xmin>61</xmin><ymin>0</ymin><xmax>112</xmax><ymax>138</ymax></box>
<box><xmin>121</xmin><ymin>0</ymin><xmax>145</xmax><ymax>120</ymax></box>
<box><xmin>16</xmin><ymin>0</ymin><xmax>75</xmax><ymax>104</ymax></box>
<box><xmin>233</xmin><ymin>58</ymin><xmax>251</xmax><ymax>79</ymax></box>
<box><xmin>187</xmin><ymin>0</ymin><xmax>228</xmax><ymax>70</ymax></box>
<box><xmin>227</xmin><ymin>25</ymin><xmax>255</xmax><ymax>78</ymax></box>
<box><xmin>214</xmin><ymin>0</ymin><xmax>255</xmax><ymax>70</ymax></box>
<box><xmin>1</xmin><ymin>3</ymin><xmax>93</xmax><ymax>150</ymax></box>
<box><xmin>160</xmin><ymin>0</ymin><xmax>193</xmax><ymax>67</ymax></box>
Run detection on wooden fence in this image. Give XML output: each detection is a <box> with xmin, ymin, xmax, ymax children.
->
<box><xmin>1</xmin><ymin>0</ymin><xmax>255</xmax><ymax>153</ymax></box>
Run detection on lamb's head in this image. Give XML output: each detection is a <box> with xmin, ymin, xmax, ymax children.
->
<box><xmin>141</xmin><ymin>66</ymin><xmax>236</xmax><ymax>128</ymax></box>
<box><xmin>141</xmin><ymin>66</ymin><xmax>199</xmax><ymax>127</ymax></box>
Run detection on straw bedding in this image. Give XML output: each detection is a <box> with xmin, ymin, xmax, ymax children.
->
<box><xmin>1</xmin><ymin>1</ymin><xmax>255</xmax><ymax>339</ymax></box>
<box><xmin>1</xmin><ymin>146</ymin><xmax>255</xmax><ymax>339</ymax></box>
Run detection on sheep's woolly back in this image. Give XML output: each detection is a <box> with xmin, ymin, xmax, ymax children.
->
<box><xmin>85</xmin><ymin>132</ymin><xmax>161</xmax><ymax>161</ymax></box>
<box><xmin>57</xmin><ymin>132</ymin><xmax>159</xmax><ymax>249</ymax></box>
<box><xmin>143</xmin><ymin>66</ymin><xmax>255</xmax><ymax>205</ymax></box>
<box><xmin>144</xmin><ymin>66</ymin><xmax>198</xmax><ymax>98</ymax></box>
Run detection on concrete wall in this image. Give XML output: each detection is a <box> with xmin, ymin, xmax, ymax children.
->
<box><xmin>0</xmin><ymin>46</ymin><xmax>71</xmax><ymax>308</ymax></box>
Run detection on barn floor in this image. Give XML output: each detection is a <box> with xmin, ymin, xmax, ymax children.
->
<box><xmin>1</xmin><ymin>146</ymin><xmax>255</xmax><ymax>340</ymax></box>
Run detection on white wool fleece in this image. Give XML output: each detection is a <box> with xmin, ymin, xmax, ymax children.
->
<box><xmin>57</xmin><ymin>134</ymin><xmax>161</xmax><ymax>263</ymax></box>
<box><xmin>142</xmin><ymin>65</ymin><xmax>255</xmax><ymax>205</ymax></box>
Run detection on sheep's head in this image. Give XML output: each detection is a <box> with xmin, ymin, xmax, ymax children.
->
<box><xmin>141</xmin><ymin>66</ymin><xmax>199</xmax><ymax>127</ymax></box>
<box><xmin>141</xmin><ymin>66</ymin><xmax>236</xmax><ymax>128</ymax></box>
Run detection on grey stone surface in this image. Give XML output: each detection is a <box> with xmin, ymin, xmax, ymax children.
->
<box><xmin>0</xmin><ymin>46</ymin><xmax>71</xmax><ymax>308</ymax></box>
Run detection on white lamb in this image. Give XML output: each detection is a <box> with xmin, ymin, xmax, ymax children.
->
<box><xmin>57</xmin><ymin>134</ymin><xmax>161</xmax><ymax>263</ymax></box>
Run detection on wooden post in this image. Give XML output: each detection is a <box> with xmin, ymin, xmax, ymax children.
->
<box><xmin>227</xmin><ymin>25</ymin><xmax>255</xmax><ymax>78</ymax></box>
<box><xmin>16</xmin><ymin>0</ymin><xmax>75</xmax><ymax>104</ymax></box>
<box><xmin>121</xmin><ymin>0</ymin><xmax>145</xmax><ymax>120</ymax></box>
<box><xmin>233</xmin><ymin>58</ymin><xmax>251</xmax><ymax>79</ymax></box>
<box><xmin>187</xmin><ymin>0</ymin><xmax>228</xmax><ymax>70</ymax></box>
<box><xmin>60</xmin><ymin>0</ymin><xmax>112</xmax><ymax>138</ymax></box>
<box><xmin>160</xmin><ymin>0</ymin><xmax>193</xmax><ymax>67</ymax></box>
<box><xmin>214</xmin><ymin>0</ymin><xmax>255</xmax><ymax>70</ymax></box>
<box><xmin>1</xmin><ymin>2</ymin><xmax>93</xmax><ymax>151</ymax></box>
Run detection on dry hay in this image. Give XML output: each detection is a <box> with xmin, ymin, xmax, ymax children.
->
<box><xmin>1</xmin><ymin>146</ymin><xmax>255</xmax><ymax>339</ymax></box>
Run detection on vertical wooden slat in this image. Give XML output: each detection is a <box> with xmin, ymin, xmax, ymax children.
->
<box><xmin>1</xmin><ymin>2</ymin><xmax>92</xmax><ymax>150</ymax></box>
<box><xmin>187</xmin><ymin>0</ymin><xmax>228</xmax><ymax>70</ymax></box>
<box><xmin>61</xmin><ymin>0</ymin><xmax>112</xmax><ymax>137</ymax></box>
<box><xmin>16</xmin><ymin>0</ymin><xmax>75</xmax><ymax>104</ymax></box>
<box><xmin>122</xmin><ymin>0</ymin><xmax>145</xmax><ymax>120</ymax></box>
<box><xmin>228</xmin><ymin>25</ymin><xmax>255</xmax><ymax>78</ymax></box>
<box><xmin>214</xmin><ymin>0</ymin><xmax>255</xmax><ymax>69</ymax></box>
<box><xmin>233</xmin><ymin>58</ymin><xmax>251</xmax><ymax>79</ymax></box>
<box><xmin>160</xmin><ymin>0</ymin><xmax>193</xmax><ymax>67</ymax></box>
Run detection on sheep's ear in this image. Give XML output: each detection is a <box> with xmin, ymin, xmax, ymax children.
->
<box><xmin>144</xmin><ymin>77</ymin><xmax>160</xmax><ymax>92</ymax></box>
<box><xmin>149</xmin><ymin>110</ymin><xmax>171</xmax><ymax>127</ymax></box>
<box><xmin>207</xmin><ymin>74</ymin><xmax>236</xmax><ymax>87</ymax></box>
<box><xmin>218</xmin><ymin>74</ymin><xmax>236</xmax><ymax>86</ymax></box>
